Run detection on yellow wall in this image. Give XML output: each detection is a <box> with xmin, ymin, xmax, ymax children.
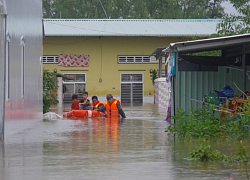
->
<box><xmin>43</xmin><ymin>36</ymin><xmax>188</xmax><ymax>95</ymax></box>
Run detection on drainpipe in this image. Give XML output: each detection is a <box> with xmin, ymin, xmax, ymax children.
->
<box><xmin>0</xmin><ymin>0</ymin><xmax>7</xmax><ymax>141</ymax></box>
<box><xmin>173</xmin><ymin>52</ymin><xmax>178</xmax><ymax>124</ymax></box>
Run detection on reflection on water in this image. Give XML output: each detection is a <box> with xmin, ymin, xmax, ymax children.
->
<box><xmin>0</xmin><ymin>104</ymin><xmax>249</xmax><ymax>180</ymax></box>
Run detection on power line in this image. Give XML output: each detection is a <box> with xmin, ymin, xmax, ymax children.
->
<box><xmin>98</xmin><ymin>0</ymin><xmax>108</xmax><ymax>19</ymax></box>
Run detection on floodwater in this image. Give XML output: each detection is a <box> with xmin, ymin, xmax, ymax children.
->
<box><xmin>0</xmin><ymin>103</ymin><xmax>249</xmax><ymax>180</ymax></box>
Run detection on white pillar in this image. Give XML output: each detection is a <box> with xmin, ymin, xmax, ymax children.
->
<box><xmin>57</xmin><ymin>77</ymin><xmax>63</xmax><ymax>108</ymax></box>
<box><xmin>154</xmin><ymin>78</ymin><xmax>171</xmax><ymax>108</ymax></box>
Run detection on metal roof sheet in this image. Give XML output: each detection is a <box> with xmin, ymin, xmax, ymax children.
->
<box><xmin>43</xmin><ymin>19</ymin><xmax>221</xmax><ymax>37</ymax></box>
<box><xmin>169</xmin><ymin>33</ymin><xmax>250</xmax><ymax>53</ymax></box>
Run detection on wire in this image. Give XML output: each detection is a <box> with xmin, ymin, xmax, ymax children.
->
<box><xmin>99</xmin><ymin>0</ymin><xmax>108</xmax><ymax>19</ymax></box>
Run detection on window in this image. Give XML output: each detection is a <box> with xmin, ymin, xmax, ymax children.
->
<box><xmin>118</xmin><ymin>56</ymin><xmax>165</xmax><ymax>63</ymax></box>
<box><xmin>42</xmin><ymin>56</ymin><xmax>59</xmax><ymax>63</ymax></box>
<box><xmin>20</xmin><ymin>36</ymin><xmax>25</xmax><ymax>98</ymax></box>
<box><xmin>118</xmin><ymin>56</ymin><xmax>150</xmax><ymax>63</ymax></box>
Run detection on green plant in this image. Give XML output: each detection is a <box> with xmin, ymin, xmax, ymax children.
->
<box><xmin>43</xmin><ymin>69</ymin><xmax>59</xmax><ymax>113</ymax></box>
<box><xmin>166</xmin><ymin>106</ymin><xmax>250</xmax><ymax>140</ymax></box>
<box><xmin>166</xmin><ymin>107</ymin><xmax>224</xmax><ymax>139</ymax></box>
<box><xmin>188</xmin><ymin>138</ymin><xmax>250</xmax><ymax>162</ymax></box>
<box><xmin>167</xmin><ymin>106</ymin><xmax>250</xmax><ymax>163</ymax></box>
<box><xmin>189</xmin><ymin>139</ymin><xmax>227</xmax><ymax>162</ymax></box>
<box><xmin>233</xmin><ymin>145</ymin><xmax>249</xmax><ymax>162</ymax></box>
<box><xmin>150</xmin><ymin>69</ymin><xmax>158</xmax><ymax>86</ymax></box>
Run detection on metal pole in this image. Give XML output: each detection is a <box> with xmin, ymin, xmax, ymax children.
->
<box><xmin>57</xmin><ymin>77</ymin><xmax>63</xmax><ymax>108</ymax></box>
<box><xmin>130</xmin><ymin>83</ymin><xmax>133</xmax><ymax>106</ymax></box>
<box><xmin>242</xmin><ymin>53</ymin><xmax>246</xmax><ymax>91</ymax></box>
<box><xmin>174</xmin><ymin>52</ymin><xmax>178</xmax><ymax>116</ymax></box>
<box><xmin>159</xmin><ymin>57</ymin><xmax>162</xmax><ymax>78</ymax></box>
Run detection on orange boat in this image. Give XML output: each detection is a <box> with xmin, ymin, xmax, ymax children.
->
<box><xmin>63</xmin><ymin>110</ymin><xmax>105</xmax><ymax>118</ymax></box>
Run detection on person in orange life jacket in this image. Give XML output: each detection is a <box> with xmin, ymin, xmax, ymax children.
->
<box><xmin>91</xmin><ymin>95</ymin><xmax>105</xmax><ymax>112</ymax></box>
<box><xmin>79</xmin><ymin>91</ymin><xmax>91</xmax><ymax>110</ymax></box>
<box><xmin>71</xmin><ymin>94</ymin><xmax>80</xmax><ymax>110</ymax></box>
<box><xmin>98</xmin><ymin>94</ymin><xmax>126</xmax><ymax>118</ymax></box>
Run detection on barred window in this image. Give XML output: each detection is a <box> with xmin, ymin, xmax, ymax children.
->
<box><xmin>118</xmin><ymin>56</ymin><xmax>150</xmax><ymax>63</ymax></box>
<box><xmin>42</xmin><ymin>56</ymin><xmax>59</xmax><ymax>63</ymax></box>
<box><xmin>118</xmin><ymin>56</ymin><xmax>165</xmax><ymax>63</ymax></box>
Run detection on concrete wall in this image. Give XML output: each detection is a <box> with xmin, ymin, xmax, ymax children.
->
<box><xmin>43</xmin><ymin>36</ymin><xmax>182</xmax><ymax>96</ymax></box>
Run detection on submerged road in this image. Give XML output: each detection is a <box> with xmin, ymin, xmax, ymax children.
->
<box><xmin>0</xmin><ymin>104</ymin><xmax>247</xmax><ymax>180</ymax></box>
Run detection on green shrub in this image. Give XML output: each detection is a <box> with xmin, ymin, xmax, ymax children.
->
<box><xmin>189</xmin><ymin>141</ymin><xmax>227</xmax><ymax>162</ymax></box>
<box><xmin>43</xmin><ymin>69</ymin><xmax>59</xmax><ymax>113</ymax></box>
<box><xmin>189</xmin><ymin>140</ymin><xmax>250</xmax><ymax>163</ymax></box>
<box><xmin>166</xmin><ymin>107</ymin><xmax>250</xmax><ymax>140</ymax></box>
<box><xmin>167</xmin><ymin>106</ymin><xmax>250</xmax><ymax>163</ymax></box>
<box><xmin>166</xmin><ymin>108</ymin><xmax>224</xmax><ymax>139</ymax></box>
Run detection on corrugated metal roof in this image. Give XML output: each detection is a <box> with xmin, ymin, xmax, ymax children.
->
<box><xmin>43</xmin><ymin>19</ymin><xmax>221</xmax><ymax>37</ymax></box>
<box><xmin>169</xmin><ymin>33</ymin><xmax>250</xmax><ymax>53</ymax></box>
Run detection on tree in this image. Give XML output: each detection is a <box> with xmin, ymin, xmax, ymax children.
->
<box><xmin>42</xmin><ymin>0</ymin><xmax>226</xmax><ymax>19</ymax></box>
<box><xmin>178</xmin><ymin>0</ymin><xmax>226</xmax><ymax>19</ymax></box>
<box><xmin>217</xmin><ymin>0</ymin><xmax>250</xmax><ymax>36</ymax></box>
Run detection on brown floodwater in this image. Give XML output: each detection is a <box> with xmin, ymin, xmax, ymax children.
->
<box><xmin>0</xmin><ymin>103</ymin><xmax>249</xmax><ymax>180</ymax></box>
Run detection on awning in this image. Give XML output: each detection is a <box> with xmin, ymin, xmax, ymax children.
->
<box><xmin>149</xmin><ymin>46</ymin><xmax>168</xmax><ymax>59</ymax></box>
<box><xmin>53</xmin><ymin>73</ymin><xmax>75</xmax><ymax>81</ymax></box>
<box><xmin>169</xmin><ymin>34</ymin><xmax>250</xmax><ymax>54</ymax></box>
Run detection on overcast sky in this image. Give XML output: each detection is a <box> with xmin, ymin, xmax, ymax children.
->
<box><xmin>221</xmin><ymin>1</ymin><xmax>238</xmax><ymax>14</ymax></box>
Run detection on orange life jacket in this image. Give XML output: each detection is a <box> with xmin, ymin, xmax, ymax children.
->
<box><xmin>92</xmin><ymin>101</ymin><xmax>104</xmax><ymax>109</ymax></box>
<box><xmin>105</xmin><ymin>99</ymin><xmax>120</xmax><ymax>118</ymax></box>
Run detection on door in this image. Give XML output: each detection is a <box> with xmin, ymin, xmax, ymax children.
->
<box><xmin>121</xmin><ymin>74</ymin><xmax>143</xmax><ymax>105</ymax></box>
<box><xmin>63</xmin><ymin>74</ymin><xmax>86</xmax><ymax>102</ymax></box>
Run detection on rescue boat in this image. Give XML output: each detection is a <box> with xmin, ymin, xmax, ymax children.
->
<box><xmin>63</xmin><ymin>109</ymin><xmax>105</xmax><ymax>118</ymax></box>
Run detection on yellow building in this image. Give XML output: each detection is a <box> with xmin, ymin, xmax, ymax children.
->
<box><xmin>43</xmin><ymin>19</ymin><xmax>220</xmax><ymax>103</ymax></box>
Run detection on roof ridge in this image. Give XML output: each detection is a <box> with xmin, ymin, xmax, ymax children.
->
<box><xmin>44</xmin><ymin>18</ymin><xmax>220</xmax><ymax>37</ymax></box>
<box><xmin>43</xmin><ymin>19</ymin><xmax>221</xmax><ymax>22</ymax></box>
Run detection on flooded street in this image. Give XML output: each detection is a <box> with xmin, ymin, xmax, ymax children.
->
<box><xmin>0</xmin><ymin>103</ymin><xmax>249</xmax><ymax>180</ymax></box>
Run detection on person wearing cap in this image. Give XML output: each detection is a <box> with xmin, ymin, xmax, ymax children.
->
<box><xmin>99</xmin><ymin>94</ymin><xmax>126</xmax><ymax>118</ymax></box>
<box><xmin>91</xmin><ymin>95</ymin><xmax>105</xmax><ymax>112</ymax></box>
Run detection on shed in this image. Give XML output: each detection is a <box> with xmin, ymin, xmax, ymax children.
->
<box><xmin>153</xmin><ymin>34</ymin><xmax>250</xmax><ymax>116</ymax></box>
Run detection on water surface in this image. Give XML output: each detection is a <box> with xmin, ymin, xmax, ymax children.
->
<box><xmin>0</xmin><ymin>104</ymin><xmax>249</xmax><ymax>180</ymax></box>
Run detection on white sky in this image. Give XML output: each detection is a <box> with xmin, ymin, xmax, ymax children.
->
<box><xmin>221</xmin><ymin>1</ymin><xmax>238</xmax><ymax>14</ymax></box>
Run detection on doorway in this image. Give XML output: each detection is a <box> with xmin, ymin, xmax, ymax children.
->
<box><xmin>63</xmin><ymin>74</ymin><xmax>86</xmax><ymax>102</ymax></box>
<box><xmin>120</xmin><ymin>74</ymin><xmax>143</xmax><ymax>105</ymax></box>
